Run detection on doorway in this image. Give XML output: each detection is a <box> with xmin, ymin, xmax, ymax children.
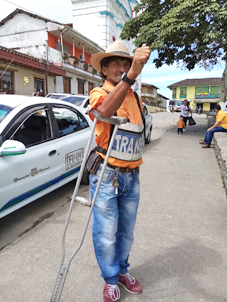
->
<box><xmin>78</xmin><ymin>79</ymin><xmax>85</xmax><ymax>94</ymax></box>
<box><xmin>63</xmin><ymin>78</ymin><xmax>71</xmax><ymax>94</ymax></box>
<box><xmin>34</xmin><ymin>78</ymin><xmax>44</xmax><ymax>96</ymax></box>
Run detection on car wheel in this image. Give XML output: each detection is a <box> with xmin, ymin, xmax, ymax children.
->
<box><xmin>145</xmin><ymin>126</ymin><xmax>152</xmax><ymax>144</ymax></box>
<box><xmin>81</xmin><ymin>166</ymin><xmax>90</xmax><ymax>185</ymax></box>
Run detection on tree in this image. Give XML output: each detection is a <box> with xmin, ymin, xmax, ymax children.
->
<box><xmin>121</xmin><ymin>0</ymin><xmax>227</xmax><ymax>109</ymax></box>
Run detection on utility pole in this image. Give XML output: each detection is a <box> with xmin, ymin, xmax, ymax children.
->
<box><xmin>45</xmin><ymin>40</ymin><xmax>49</xmax><ymax>95</ymax></box>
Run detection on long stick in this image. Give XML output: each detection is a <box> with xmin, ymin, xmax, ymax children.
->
<box><xmin>0</xmin><ymin>58</ymin><xmax>14</xmax><ymax>79</ymax></box>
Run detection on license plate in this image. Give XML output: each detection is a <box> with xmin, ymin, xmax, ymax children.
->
<box><xmin>65</xmin><ymin>148</ymin><xmax>84</xmax><ymax>171</ymax></box>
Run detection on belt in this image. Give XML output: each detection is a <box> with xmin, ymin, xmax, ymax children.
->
<box><xmin>100</xmin><ymin>158</ymin><xmax>139</xmax><ymax>173</ymax></box>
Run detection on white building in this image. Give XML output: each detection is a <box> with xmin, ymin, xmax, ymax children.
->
<box><xmin>71</xmin><ymin>0</ymin><xmax>141</xmax><ymax>94</ymax></box>
<box><xmin>0</xmin><ymin>9</ymin><xmax>104</xmax><ymax>95</ymax></box>
<box><xmin>0</xmin><ymin>1</ymin><xmax>142</xmax><ymax>96</ymax></box>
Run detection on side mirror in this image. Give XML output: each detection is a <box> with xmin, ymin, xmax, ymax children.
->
<box><xmin>0</xmin><ymin>140</ymin><xmax>26</xmax><ymax>156</ymax></box>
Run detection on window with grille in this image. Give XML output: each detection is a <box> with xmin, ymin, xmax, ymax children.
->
<box><xmin>63</xmin><ymin>44</ymin><xmax>70</xmax><ymax>55</ymax></box>
<box><xmin>210</xmin><ymin>86</ymin><xmax>221</xmax><ymax>97</ymax></box>
<box><xmin>0</xmin><ymin>69</ymin><xmax>14</xmax><ymax>94</ymax></box>
<box><xmin>195</xmin><ymin>86</ymin><xmax>209</xmax><ymax>98</ymax></box>
<box><xmin>56</xmin><ymin>40</ymin><xmax>61</xmax><ymax>51</ymax></box>
<box><xmin>172</xmin><ymin>87</ymin><xmax>176</xmax><ymax>98</ymax></box>
<box><xmin>180</xmin><ymin>87</ymin><xmax>187</xmax><ymax>98</ymax></box>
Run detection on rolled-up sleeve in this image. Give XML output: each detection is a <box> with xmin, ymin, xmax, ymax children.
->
<box><xmin>89</xmin><ymin>89</ymin><xmax>106</xmax><ymax>121</ymax></box>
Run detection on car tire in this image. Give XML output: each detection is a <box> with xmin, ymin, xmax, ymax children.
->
<box><xmin>81</xmin><ymin>166</ymin><xmax>90</xmax><ymax>185</ymax></box>
<box><xmin>145</xmin><ymin>126</ymin><xmax>152</xmax><ymax>144</ymax></box>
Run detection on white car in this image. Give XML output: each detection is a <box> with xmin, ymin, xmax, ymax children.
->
<box><xmin>175</xmin><ymin>100</ymin><xmax>184</xmax><ymax>111</ymax></box>
<box><xmin>143</xmin><ymin>103</ymin><xmax>153</xmax><ymax>144</ymax></box>
<box><xmin>0</xmin><ymin>95</ymin><xmax>96</xmax><ymax>219</ymax></box>
<box><xmin>46</xmin><ymin>93</ymin><xmax>90</xmax><ymax>114</ymax></box>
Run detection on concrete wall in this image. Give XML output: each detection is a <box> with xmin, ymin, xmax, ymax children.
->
<box><xmin>0</xmin><ymin>14</ymin><xmax>48</xmax><ymax>60</ymax></box>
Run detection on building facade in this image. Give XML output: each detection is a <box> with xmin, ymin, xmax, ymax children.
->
<box><xmin>156</xmin><ymin>93</ymin><xmax>169</xmax><ymax>109</ymax></box>
<box><xmin>141</xmin><ymin>82</ymin><xmax>159</xmax><ymax>105</ymax></box>
<box><xmin>71</xmin><ymin>0</ymin><xmax>142</xmax><ymax>94</ymax></box>
<box><xmin>0</xmin><ymin>9</ymin><xmax>104</xmax><ymax>96</ymax></box>
<box><xmin>0</xmin><ymin>45</ymin><xmax>65</xmax><ymax>95</ymax></box>
<box><xmin>168</xmin><ymin>78</ymin><xmax>223</xmax><ymax>113</ymax></box>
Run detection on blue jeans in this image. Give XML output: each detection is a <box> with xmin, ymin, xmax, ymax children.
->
<box><xmin>89</xmin><ymin>163</ymin><xmax>140</xmax><ymax>285</ymax></box>
<box><xmin>204</xmin><ymin>127</ymin><xmax>227</xmax><ymax>145</ymax></box>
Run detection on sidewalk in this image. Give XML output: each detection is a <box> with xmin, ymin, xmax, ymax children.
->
<box><xmin>0</xmin><ymin>113</ymin><xmax>227</xmax><ymax>302</ymax></box>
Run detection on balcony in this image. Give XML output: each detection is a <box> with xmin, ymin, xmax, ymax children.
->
<box><xmin>62</xmin><ymin>54</ymin><xmax>100</xmax><ymax>76</ymax></box>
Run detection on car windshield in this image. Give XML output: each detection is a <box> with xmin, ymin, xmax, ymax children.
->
<box><xmin>176</xmin><ymin>101</ymin><xmax>184</xmax><ymax>106</ymax></box>
<box><xmin>62</xmin><ymin>96</ymin><xmax>86</xmax><ymax>106</ymax></box>
<box><xmin>0</xmin><ymin>104</ymin><xmax>13</xmax><ymax>123</ymax></box>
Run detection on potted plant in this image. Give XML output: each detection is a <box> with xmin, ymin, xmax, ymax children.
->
<box><xmin>62</xmin><ymin>53</ymin><xmax>69</xmax><ymax>62</ymax></box>
<box><xmin>92</xmin><ymin>68</ymin><xmax>97</xmax><ymax>75</ymax></box>
<box><xmin>73</xmin><ymin>57</ymin><xmax>80</xmax><ymax>67</ymax></box>
<box><xmin>83</xmin><ymin>62</ymin><xmax>88</xmax><ymax>71</ymax></box>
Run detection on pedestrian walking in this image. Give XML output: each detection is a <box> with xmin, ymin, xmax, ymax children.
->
<box><xmin>177</xmin><ymin>116</ymin><xmax>185</xmax><ymax>134</ymax></box>
<box><xmin>172</xmin><ymin>99</ymin><xmax>192</xmax><ymax>129</ymax></box>
<box><xmin>88</xmin><ymin>40</ymin><xmax>151</xmax><ymax>302</ymax></box>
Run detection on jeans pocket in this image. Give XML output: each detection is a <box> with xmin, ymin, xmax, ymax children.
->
<box><xmin>134</xmin><ymin>172</ymin><xmax>140</xmax><ymax>185</ymax></box>
<box><xmin>92</xmin><ymin>165</ymin><xmax>114</xmax><ymax>185</ymax></box>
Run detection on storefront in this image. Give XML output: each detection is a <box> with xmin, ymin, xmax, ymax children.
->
<box><xmin>0</xmin><ymin>46</ymin><xmax>66</xmax><ymax>96</ymax></box>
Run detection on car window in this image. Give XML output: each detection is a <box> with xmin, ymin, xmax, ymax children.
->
<box><xmin>0</xmin><ymin>104</ymin><xmax>13</xmax><ymax>123</ymax></box>
<box><xmin>176</xmin><ymin>101</ymin><xmax>184</xmax><ymax>106</ymax></box>
<box><xmin>12</xmin><ymin>110</ymin><xmax>51</xmax><ymax>147</ymax></box>
<box><xmin>49</xmin><ymin>94</ymin><xmax>66</xmax><ymax>99</ymax></box>
<box><xmin>52</xmin><ymin>106</ymin><xmax>89</xmax><ymax>137</ymax></box>
<box><xmin>83</xmin><ymin>99</ymin><xmax>90</xmax><ymax>108</ymax></box>
<box><xmin>62</xmin><ymin>96</ymin><xmax>86</xmax><ymax>106</ymax></box>
<box><xmin>143</xmin><ymin>105</ymin><xmax>148</xmax><ymax>116</ymax></box>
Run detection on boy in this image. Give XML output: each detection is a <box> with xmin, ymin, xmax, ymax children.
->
<box><xmin>177</xmin><ymin>116</ymin><xmax>185</xmax><ymax>134</ymax></box>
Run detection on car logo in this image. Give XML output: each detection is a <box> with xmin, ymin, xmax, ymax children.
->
<box><xmin>30</xmin><ymin>168</ymin><xmax>38</xmax><ymax>177</ymax></box>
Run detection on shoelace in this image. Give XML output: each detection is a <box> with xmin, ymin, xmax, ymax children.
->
<box><xmin>124</xmin><ymin>273</ymin><xmax>136</xmax><ymax>284</ymax></box>
<box><xmin>107</xmin><ymin>284</ymin><xmax>120</xmax><ymax>301</ymax></box>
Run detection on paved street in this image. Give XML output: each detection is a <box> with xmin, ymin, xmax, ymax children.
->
<box><xmin>0</xmin><ymin>112</ymin><xmax>227</xmax><ymax>302</ymax></box>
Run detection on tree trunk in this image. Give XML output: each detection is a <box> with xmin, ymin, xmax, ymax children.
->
<box><xmin>220</xmin><ymin>60</ymin><xmax>227</xmax><ymax>111</ymax></box>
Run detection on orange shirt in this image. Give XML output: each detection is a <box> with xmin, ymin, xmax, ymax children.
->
<box><xmin>89</xmin><ymin>80</ymin><xmax>143</xmax><ymax>168</ymax></box>
<box><xmin>177</xmin><ymin>120</ymin><xmax>185</xmax><ymax>128</ymax></box>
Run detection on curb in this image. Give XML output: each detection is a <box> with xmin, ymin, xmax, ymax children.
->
<box><xmin>214</xmin><ymin>132</ymin><xmax>227</xmax><ymax>196</ymax></box>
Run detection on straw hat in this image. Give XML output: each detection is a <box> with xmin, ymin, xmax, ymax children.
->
<box><xmin>90</xmin><ymin>40</ymin><xmax>134</xmax><ymax>72</ymax></box>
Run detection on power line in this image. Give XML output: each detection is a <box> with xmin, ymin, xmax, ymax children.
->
<box><xmin>4</xmin><ymin>0</ymin><xmax>72</xmax><ymax>24</ymax></box>
<box><xmin>4</xmin><ymin>0</ymin><xmax>37</xmax><ymax>15</ymax></box>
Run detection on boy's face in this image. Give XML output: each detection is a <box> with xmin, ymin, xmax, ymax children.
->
<box><xmin>180</xmin><ymin>116</ymin><xmax>183</xmax><ymax>121</ymax></box>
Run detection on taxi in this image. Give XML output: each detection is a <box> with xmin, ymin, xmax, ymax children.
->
<box><xmin>0</xmin><ymin>95</ymin><xmax>96</xmax><ymax>218</ymax></box>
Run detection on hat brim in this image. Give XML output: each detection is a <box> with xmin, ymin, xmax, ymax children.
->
<box><xmin>90</xmin><ymin>52</ymin><xmax>134</xmax><ymax>72</ymax></box>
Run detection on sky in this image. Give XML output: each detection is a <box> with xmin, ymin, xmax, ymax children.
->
<box><xmin>0</xmin><ymin>0</ymin><xmax>224</xmax><ymax>99</ymax></box>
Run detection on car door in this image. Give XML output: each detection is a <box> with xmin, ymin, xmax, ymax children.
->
<box><xmin>0</xmin><ymin>105</ymin><xmax>62</xmax><ymax>217</ymax></box>
<box><xmin>143</xmin><ymin>104</ymin><xmax>149</xmax><ymax>135</ymax></box>
<box><xmin>50</xmin><ymin>104</ymin><xmax>95</xmax><ymax>182</ymax></box>
<box><xmin>142</xmin><ymin>103</ymin><xmax>153</xmax><ymax>144</ymax></box>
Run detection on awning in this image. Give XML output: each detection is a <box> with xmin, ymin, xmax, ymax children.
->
<box><xmin>194</xmin><ymin>99</ymin><xmax>219</xmax><ymax>103</ymax></box>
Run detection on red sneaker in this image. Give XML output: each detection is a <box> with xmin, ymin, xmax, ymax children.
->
<box><xmin>118</xmin><ymin>273</ymin><xmax>142</xmax><ymax>294</ymax></box>
<box><xmin>103</xmin><ymin>283</ymin><xmax>120</xmax><ymax>302</ymax></box>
